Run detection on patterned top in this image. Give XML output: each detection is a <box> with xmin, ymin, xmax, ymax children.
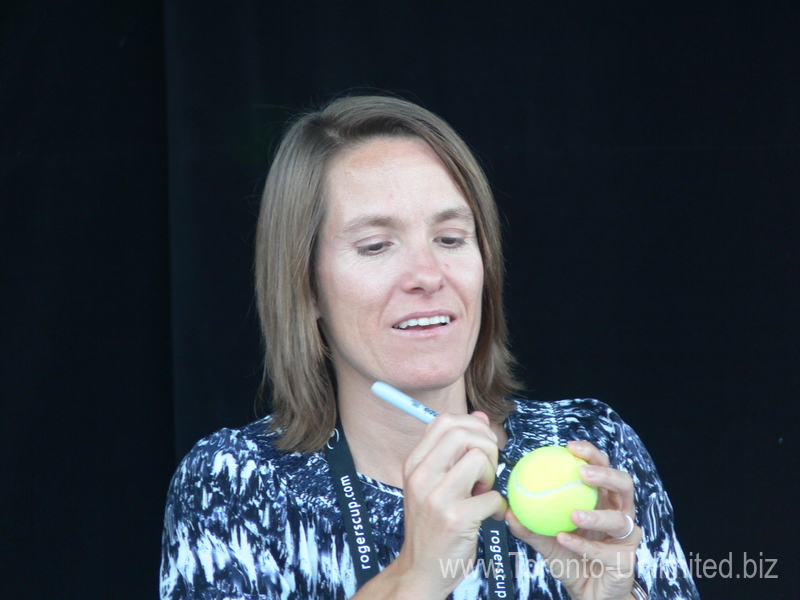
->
<box><xmin>160</xmin><ymin>399</ymin><xmax>700</xmax><ymax>599</ymax></box>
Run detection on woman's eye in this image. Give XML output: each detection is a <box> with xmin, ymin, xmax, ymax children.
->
<box><xmin>357</xmin><ymin>241</ymin><xmax>391</xmax><ymax>256</ymax></box>
<box><xmin>438</xmin><ymin>236</ymin><xmax>466</xmax><ymax>248</ymax></box>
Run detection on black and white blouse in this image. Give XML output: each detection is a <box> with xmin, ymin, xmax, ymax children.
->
<box><xmin>161</xmin><ymin>398</ymin><xmax>700</xmax><ymax>599</ymax></box>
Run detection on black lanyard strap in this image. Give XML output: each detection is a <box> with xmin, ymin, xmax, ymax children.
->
<box><xmin>482</xmin><ymin>515</ymin><xmax>515</xmax><ymax>599</ymax></box>
<box><xmin>325</xmin><ymin>425</ymin><xmax>380</xmax><ymax>589</ymax></box>
<box><xmin>325</xmin><ymin>424</ymin><xmax>516</xmax><ymax>598</ymax></box>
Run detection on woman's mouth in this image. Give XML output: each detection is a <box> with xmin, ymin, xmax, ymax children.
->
<box><xmin>392</xmin><ymin>315</ymin><xmax>452</xmax><ymax>330</ymax></box>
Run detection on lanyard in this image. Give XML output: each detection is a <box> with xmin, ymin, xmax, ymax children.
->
<box><xmin>325</xmin><ymin>423</ymin><xmax>516</xmax><ymax>598</ymax></box>
<box><xmin>325</xmin><ymin>424</ymin><xmax>380</xmax><ymax>588</ymax></box>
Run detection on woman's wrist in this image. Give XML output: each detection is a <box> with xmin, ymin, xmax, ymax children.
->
<box><xmin>352</xmin><ymin>551</ymin><xmax>449</xmax><ymax>600</ymax></box>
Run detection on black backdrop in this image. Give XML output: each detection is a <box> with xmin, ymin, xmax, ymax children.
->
<box><xmin>2</xmin><ymin>1</ymin><xmax>797</xmax><ymax>599</ymax></box>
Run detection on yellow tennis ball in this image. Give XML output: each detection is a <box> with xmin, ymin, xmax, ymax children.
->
<box><xmin>507</xmin><ymin>445</ymin><xmax>598</xmax><ymax>536</ymax></box>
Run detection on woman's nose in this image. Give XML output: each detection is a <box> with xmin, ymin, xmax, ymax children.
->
<box><xmin>399</xmin><ymin>245</ymin><xmax>445</xmax><ymax>295</ymax></box>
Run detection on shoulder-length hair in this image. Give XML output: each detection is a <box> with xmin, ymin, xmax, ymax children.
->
<box><xmin>255</xmin><ymin>95</ymin><xmax>519</xmax><ymax>452</ymax></box>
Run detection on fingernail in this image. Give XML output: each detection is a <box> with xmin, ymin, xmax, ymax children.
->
<box><xmin>573</xmin><ymin>510</ymin><xmax>587</xmax><ymax>524</ymax></box>
<box><xmin>581</xmin><ymin>465</ymin><xmax>596</xmax><ymax>478</ymax></box>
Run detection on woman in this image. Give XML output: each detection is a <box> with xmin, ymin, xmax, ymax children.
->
<box><xmin>161</xmin><ymin>95</ymin><xmax>699</xmax><ymax>599</ymax></box>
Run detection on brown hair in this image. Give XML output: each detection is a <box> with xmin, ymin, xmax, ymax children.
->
<box><xmin>255</xmin><ymin>95</ymin><xmax>519</xmax><ymax>452</ymax></box>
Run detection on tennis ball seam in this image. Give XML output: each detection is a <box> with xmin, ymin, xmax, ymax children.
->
<box><xmin>510</xmin><ymin>477</ymin><xmax>587</xmax><ymax>499</ymax></box>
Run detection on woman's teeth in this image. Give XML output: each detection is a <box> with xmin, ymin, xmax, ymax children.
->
<box><xmin>393</xmin><ymin>315</ymin><xmax>451</xmax><ymax>329</ymax></box>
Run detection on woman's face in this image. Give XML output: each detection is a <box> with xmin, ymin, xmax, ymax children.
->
<box><xmin>315</xmin><ymin>136</ymin><xmax>484</xmax><ymax>397</ymax></box>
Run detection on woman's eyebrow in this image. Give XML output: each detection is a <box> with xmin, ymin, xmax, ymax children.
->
<box><xmin>340</xmin><ymin>207</ymin><xmax>474</xmax><ymax>236</ymax></box>
<box><xmin>432</xmin><ymin>207</ymin><xmax>475</xmax><ymax>225</ymax></box>
<box><xmin>340</xmin><ymin>215</ymin><xmax>401</xmax><ymax>236</ymax></box>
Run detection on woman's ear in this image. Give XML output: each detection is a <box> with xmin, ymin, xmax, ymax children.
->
<box><xmin>311</xmin><ymin>295</ymin><xmax>322</xmax><ymax>321</ymax></box>
<box><xmin>311</xmin><ymin>291</ymin><xmax>321</xmax><ymax>320</ymax></box>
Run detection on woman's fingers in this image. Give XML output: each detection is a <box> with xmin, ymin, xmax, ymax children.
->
<box><xmin>464</xmin><ymin>488</ymin><xmax>508</xmax><ymax>523</ymax></box>
<box><xmin>407</xmin><ymin>412</ymin><xmax>498</xmax><ymax>466</ymax></box>
<box><xmin>426</xmin><ymin>449</ymin><xmax>508</xmax><ymax>534</ymax></box>
<box><xmin>403</xmin><ymin>412</ymin><xmax>499</xmax><ymax>493</ymax></box>
<box><xmin>567</xmin><ymin>440</ymin><xmax>610</xmax><ymax>467</ymax></box>
<box><xmin>579</xmin><ymin>463</ymin><xmax>633</xmax><ymax>494</ymax></box>
<box><xmin>556</xmin><ymin>522</ymin><xmax>641</xmax><ymax>566</ymax></box>
<box><xmin>406</xmin><ymin>440</ymin><xmax>501</xmax><ymax>517</ymax></box>
<box><xmin>569</xmin><ymin>440</ymin><xmax>636</xmax><ymax>515</ymax></box>
<box><xmin>570</xmin><ymin>509</ymin><xmax>641</xmax><ymax>544</ymax></box>
<box><xmin>580</xmin><ymin>464</ymin><xmax>635</xmax><ymax>509</ymax></box>
<box><xmin>437</xmin><ymin>446</ymin><xmax>504</xmax><ymax>506</ymax></box>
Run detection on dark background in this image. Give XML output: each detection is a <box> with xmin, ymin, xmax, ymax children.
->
<box><xmin>1</xmin><ymin>1</ymin><xmax>797</xmax><ymax>598</ymax></box>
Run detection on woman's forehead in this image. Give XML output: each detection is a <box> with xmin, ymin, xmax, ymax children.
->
<box><xmin>328</xmin><ymin>136</ymin><xmax>441</xmax><ymax>180</ymax></box>
<box><xmin>324</xmin><ymin>137</ymin><xmax>471</xmax><ymax>225</ymax></box>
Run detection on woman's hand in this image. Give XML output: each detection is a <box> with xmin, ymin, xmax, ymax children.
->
<box><xmin>360</xmin><ymin>411</ymin><xmax>507</xmax><ymax>599</ymax></box>
<box><xmin>506</xmin><ymin>441</ymin><xmax>641</xmax><ymax>600</ymax></box>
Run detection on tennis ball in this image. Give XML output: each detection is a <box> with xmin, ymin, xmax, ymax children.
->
<box><xmin>507</xmin><ymin>445</ymin><xmax>598</xmax><ymax>537</ymax></box>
